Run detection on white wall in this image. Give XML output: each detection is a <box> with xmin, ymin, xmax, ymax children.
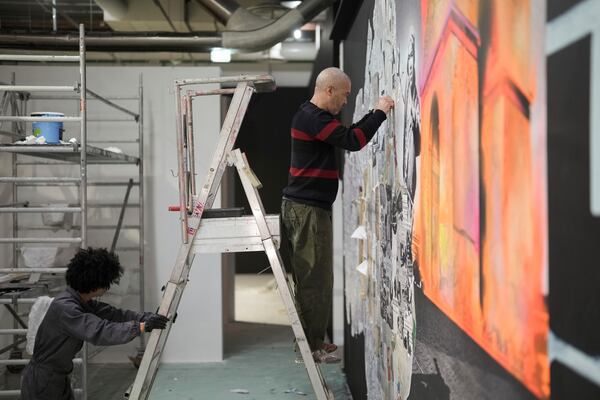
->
<box><xmin>0</xmin><ymin>65</ymin><xmax>223</xmax><ymax>363</ymax></box>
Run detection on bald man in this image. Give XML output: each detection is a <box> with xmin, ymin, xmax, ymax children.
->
<box><xmin>281</xmin><ymin>67</ymin><xmax>394</xmax><ymax>363</ymax></box>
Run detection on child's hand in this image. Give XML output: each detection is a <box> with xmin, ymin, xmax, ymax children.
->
<box><xmin>142</xmin><ymin>314</ymin><xmax>169</xmax><ymax>332</ymax></box>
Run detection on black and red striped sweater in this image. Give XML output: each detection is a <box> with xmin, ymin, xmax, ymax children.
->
<box><xmin>283</xmin><ymin>101</ymin><xmax>387</xmax><ymax>210</ymax></box>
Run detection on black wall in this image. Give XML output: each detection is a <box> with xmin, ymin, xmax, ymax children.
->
<box><xmin>233</xmin><ymin>87</ymin><xmax>309</xmax><ymax>274</ymax></box>
<box><xmin>340</xmin><ymin>0</ymin><xmax>372</xmax><ymax>397</ymax></box>
<box><xmin>547</xmin><ymin>32</ymin><xmax>600</xmax><ymax>399</ymax></box>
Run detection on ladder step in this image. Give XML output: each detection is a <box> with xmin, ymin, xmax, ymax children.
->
<box><xmin>190</xmin><ymin>215</ymin><xmax>279</xmax><ymax>254</ymax></box>
<box><xmin>202</xmin><ymin>207</ymin><xmax>245</xmax><ymax>219</ymax></box>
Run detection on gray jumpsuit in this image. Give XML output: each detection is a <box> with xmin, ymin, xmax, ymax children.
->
<box><xmin>21</xmin><ymin>287</ymin><xmax>149</xmax><ymax>400</ymax></box>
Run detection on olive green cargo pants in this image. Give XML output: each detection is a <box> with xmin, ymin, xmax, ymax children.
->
<box><xmin>280</xmin><ymin>199</ymin><xmax>333</xmax><ymax>351</ymax></box>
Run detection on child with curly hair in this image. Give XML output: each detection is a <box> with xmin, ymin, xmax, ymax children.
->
<box><xmin>21</xmin><ymin>247</ymin><xmax>168</xmax><ymax>400</ymax></box>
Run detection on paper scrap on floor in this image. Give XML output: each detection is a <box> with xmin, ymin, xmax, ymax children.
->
<box><xmin>230</xmin><ymin>389</ymin><xmax>250</xmax><ymax>394</ymax></box>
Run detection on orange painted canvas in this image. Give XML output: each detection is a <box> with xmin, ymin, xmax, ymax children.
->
<box><xmin>415</xmin><ymin>0</ymin><xmax>549</xmax><ymax>397</ymax></box>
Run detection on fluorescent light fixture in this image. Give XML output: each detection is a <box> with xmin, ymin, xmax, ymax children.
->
<box><xmin>210</xmin><ymin>48</ymin><xmax>231</xmax><ymax>63</ymax></box>
<box><xmin>281</xmin><ymin>1</ymin><xmax>302</xmax><ymax>9</ymax></box>
<box><xmin>293</xmin><ymin>29</ymin><xmax>302</xmax><ymax>40</ymax></box>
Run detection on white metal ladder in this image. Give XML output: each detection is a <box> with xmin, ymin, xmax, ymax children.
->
<box><xmin>126</xmin><ymin>75</ymin><xmax>333</xmax><ymax>400</ymax></box>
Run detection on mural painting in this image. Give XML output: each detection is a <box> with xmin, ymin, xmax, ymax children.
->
<box><xmin>343</xmin><ymin>0</ymin><xmax>548</xmax><ymax>398</ymax></box>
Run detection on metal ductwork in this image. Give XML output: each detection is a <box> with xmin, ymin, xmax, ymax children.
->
<box><xmin>223</xmin><ymin>0</ymin><xmax>329</xmax><ymax>52</ymax></box>
<box><xmin>0</xmin><ymin>0</ymin><xmax>334</xmax><ymax>53</ymax></box>
<box><xmin>195</xmin><ymin>0</ymin><xmax>239</xmax><ymax>25</ymax></box>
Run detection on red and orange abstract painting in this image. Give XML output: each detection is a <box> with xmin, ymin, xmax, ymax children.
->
<box><xmin>415</xmin><ymin>0</ymin><xmax>548</xmax><ymax>397</ymax></box>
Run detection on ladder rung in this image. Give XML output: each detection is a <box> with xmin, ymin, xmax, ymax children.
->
<box><xmin>0</xmin><ymin>85</ymin><xmax>77</xmax><ymax>92</ymax></box>
<box><xmin>0</xmin><ymin>207</ymin><xmax>81</xmax><ymax>213</ymax></box>
<box><xmin>0</xmin><ymin>237</ymin><xmax>82</xmax><ymax>243</ymax></box>
<box><xmin>0</xmin><ymin>268</ymin><xmax>66</xmax><ymax>274</ymax></box>
<box><xmin>0</xmin><ymin>54</ymin><xmax>80</xmax><ymax>62</ymax></box>
<box><xmin>88</xmin><ymin>203</ymin><xmax>139</xmax><ymax>208</ymax></box>
<box><xmin>0</xmin><ymin>298</ymin><xmax>38</xmax><ymax>304</ymax></box>
<box><xmin>0</xmin><ymin>358</ymin><xmax>82</xmax><ymax>366</ymax></box>
<box><xmin>114</xmin><ymin>246</ymin><xmax>140</xmax><ymax>251</ymax></box>
<box><xmin>18</xmin><ymin>225</ymin><xmax>140</xmax><ymax>231</ymax></box>
<box><xmin>0</xmin><ymin>329</ymin><xmax>26</xmax><ymax>335</ymax></box>
<box><xmin>0</xmin><ymin>177</ymin><xmax>81</xmax><ymax>183</ymax></box>
<box><xmin>0</xmin><ymin>116</ymin><xmax>81</xmax><ymax>122</ymax></box>
<box><xmin>0</xmin><ymin>388</ymin><xmax>82</xmax><ymax>397</ymax></box>
<box><xmin>14</xmin><ymin>180</ymin><xmax>140</xmax><ymax>187</ymax></box>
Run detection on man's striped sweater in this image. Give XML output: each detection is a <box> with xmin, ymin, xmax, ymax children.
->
<box><xmin>282</xmin><ymin>101</ymin><xmax>387</xmax><ymax>210</ymax></box>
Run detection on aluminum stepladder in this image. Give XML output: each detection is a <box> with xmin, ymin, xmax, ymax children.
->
<box><xmin>126</xmin><ymin>75</ymin><xmax>333</xmax><ymax>400</ymax></box>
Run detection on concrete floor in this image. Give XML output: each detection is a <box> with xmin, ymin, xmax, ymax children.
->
<box><xmin>146</xmin><ymin>322</ymin><xmax>349</xmax><ymax>400</ymax></box>
<box><xmin>84</xmin><ymin>322</ymin><xmax>349</xmax><ymax>400</ymax></box>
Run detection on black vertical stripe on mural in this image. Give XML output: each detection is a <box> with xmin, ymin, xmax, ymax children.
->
<box><xmin>344</xmin><ymin>300</ymin><xmax>367</xmax><ymax>400</ymax></box>
<box><xmin>547</xmin><ymin>0</ymin><xmax>587</xmax><ymax>22</ymax></box>
<box><xmin>341</xmin><ymin>0</ymin><xmax>373</xmax><ymax>398</ymax></box>
<box><xmin>548</xmin><ymin>34</ymin><xmax>600</xmax><ymax>395</ymax></box>
<box><xmin>477</xmin><ymin>0</ymin><xmax>493</xmax><ymax>311</ymax></box>
<box><xmin>551</xmin><ymin>361</ymin><xmax>600</xmax><ymax>399</ymax></box>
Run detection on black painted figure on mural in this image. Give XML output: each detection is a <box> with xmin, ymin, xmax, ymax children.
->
<box><xmin>401</xmin><ymin>34</ymin><xmax>422</xmax><ymax>273</ymax></box>
<box><xmin>403</xmin><ymin>34</ymin><xmax>422</xmax><ymax>203</ymax></box>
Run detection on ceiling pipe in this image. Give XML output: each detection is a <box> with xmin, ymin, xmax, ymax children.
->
<box><xmin>194</xmin><ymin>0</ymin><xmax>239</xmax><ymax>25</ymax></box>
<box><xmin>0</xmin><ymin>33</ymin><xmax>221</xmax><ymax>52</ymax></box>
<box><xmin>0</xmin><ymin>0</ymin><xmax>334</xmax><ymax>53</ymax></box>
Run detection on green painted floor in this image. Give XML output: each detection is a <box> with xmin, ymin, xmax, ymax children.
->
<box><xmin>87</xmin><ymin>322</ymin><xmax>350</xmax><ymax>400</ymax></box>
<box><xmin>148</xmin><ymin>322</ymin><xmax>349</xmax><ymax>400</ymax></box>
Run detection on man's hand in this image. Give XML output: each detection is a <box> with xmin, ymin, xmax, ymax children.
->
<box><xmin>375</xmin><ymin>96</ymin><xmax>395</xmax><ymax>114</ymax></box>
<box><xmin>141</xmin><ymin>314</ymin><xmax>169</xmax><ymax>333</ymax></box>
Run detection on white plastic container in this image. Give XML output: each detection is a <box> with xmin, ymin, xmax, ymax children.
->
<box><xmin>21</xmin><ymin>246</ymin><xmax>60</xmax><ymax>268</ymax></box>
<box><xmin>41</xmin><ymin>203</ymin><xmax>73</xmax><ymax>229</ymax></box>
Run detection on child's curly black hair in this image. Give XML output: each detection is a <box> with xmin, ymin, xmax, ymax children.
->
<box><xmin>66</xmin><ymin>247</ymin><xmax>123</xmax><ymax>294</ymax></box>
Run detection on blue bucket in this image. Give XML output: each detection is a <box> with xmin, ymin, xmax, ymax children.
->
<box><xmin>31</xmin><ymin>112</ymin><xmax>64</xmax><ymax>144</ymax></box>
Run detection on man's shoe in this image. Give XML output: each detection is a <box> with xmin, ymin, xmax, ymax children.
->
<box><xmin>312</xmin><ymin>349</ymin><xmax>341</xmax><ymax>364</ymax></box>
<box><xmin>320</xmin><ymin>343</ymin><xmax>338</xmax><ymax>353</ymax></box>
<box><xmin>294</xmin><ymin>350</ymin><xmax>341</xmax><ymax>364</ymax></box>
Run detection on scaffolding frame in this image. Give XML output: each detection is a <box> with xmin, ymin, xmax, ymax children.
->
<box><xmin>0</xmin><ymin>25</ymin><xmax>145</xmax><ymax>400</ymax></box>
